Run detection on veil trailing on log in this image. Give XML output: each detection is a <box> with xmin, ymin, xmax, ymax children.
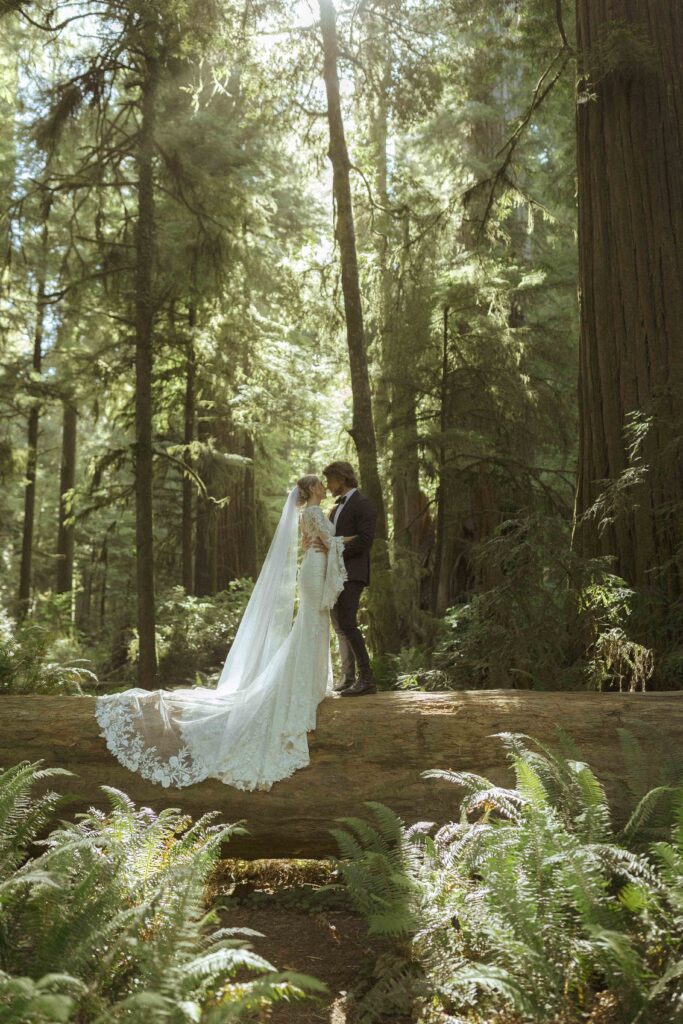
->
<box><xmin>95</xmin><ymin>484</ymin><xmax>338</xmax><ymax>791</ymax></box>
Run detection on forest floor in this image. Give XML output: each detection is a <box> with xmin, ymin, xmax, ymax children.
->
<box><xmin>208</xmin><ymin>858</ymin><xmax>390</xmax><ymax>1023</ymax></box>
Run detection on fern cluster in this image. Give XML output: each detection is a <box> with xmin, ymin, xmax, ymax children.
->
<box><xmin>0</xmin><ymin>760</ymin><xmax>325</xmax><ymax>1022</ymax></box>
<box><xmin>331</xmin><ymin>728</ymin><xmax>683</xmax><ymax>1023</ymax></box>
<box><xmin>0</xmin><ymin>608</ymin><xmax>97</xmax><ymax>696</ymax></box>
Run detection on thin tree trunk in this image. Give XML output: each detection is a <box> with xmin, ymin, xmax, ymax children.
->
<box><xmin>318</xmin><ymin>0</ymin><xmax>399</xmax><ymax>654</ymax></box>
<box><xmin>367</xmin><ymin>4</ymin><xmax>392</xmax><ymax>455</ymax></box>
<box><xmin>242</xmin><ymin>430</ymin><xmax>258</xmax><ymax>578</ymax></box>
<box><xmin>133</xmin><ymin>50</ymin><xmax>159</xmax><ymax>687</ymax></box>
<box><xmin>99</xmin><ymin>533</ymin><xmax>108</xmax><ymax>629</ymax></box>
<box><xmin>431</xmin><ymin>305</ymin><xmax>450</xmax><ymax>614</ymax></box>
<box><xmin>391</xmin><ymin>210</ymin><xmax>423</xmax><ymax>555</ymax></box>
<box><xmin>17</xmin><ymin>211</ymin><xmax>49</xmax><ymax>621</ymax></box>
<box><xmin>182</xmin><ymin>297</ymin><xmax>196</xmax><ymax>594</ymax></box>
<box><xmin>56</xmin><ymin>397</ymin><xmax>77</xmax><ymax>596</ymax></box>
<box><xmin>194</xmin><ymin>406</ymin><xmax>213</xmax><ymax>597</ymax></box>
<box><xmin>572</xmin><ymin>1</ymin><xmax>683</xmax><ymax>614</ymax></box>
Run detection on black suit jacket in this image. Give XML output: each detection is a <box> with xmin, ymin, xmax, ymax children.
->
<box><xmin>328</xmin><ymin>489</ymin><xmax>377</xmax><ymax>585</ymax></box>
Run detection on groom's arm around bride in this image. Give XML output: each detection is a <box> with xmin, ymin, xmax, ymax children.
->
<box><xmin>338</xmin><ymin>491</ymin><xmax>377</xmax><ymax>583</ymax></box>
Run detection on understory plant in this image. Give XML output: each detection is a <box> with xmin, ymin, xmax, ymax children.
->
<box><xmin>330</xmin><ymin>728</ymin><xmax>683</xmax><ymax>1023</ymax></box>
<box><xmin>0</xmin><ymin>760</ymin><xmax>325</xmax><ymax>1022</ymax></box>
<box><xmin>395</xmin><ymin>514</ymin><xmax>656</xmax><ymax>693</ymax></box>
<box><xmin>0</xmin><ymin>608</ymin><xmax>98</xmax><ymax>696</ymax></box>
<box><xmin>135</xmin><ymin>581</ymin><xmax>254</xmax><ymax>687</ymax></box>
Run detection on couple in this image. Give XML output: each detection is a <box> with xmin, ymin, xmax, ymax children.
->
<box><xmin>95</xmin><ymin>461</ymin><xmax>378</xmax><ymax>792</ymax></box>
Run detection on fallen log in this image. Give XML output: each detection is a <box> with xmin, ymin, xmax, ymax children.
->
<box><xmin>1</xmin><ymin>691</ymin><xmax>682</xmax><ymax>858</ymax></box>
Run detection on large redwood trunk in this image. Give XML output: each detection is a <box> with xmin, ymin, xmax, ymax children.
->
<box><xmin>572</xmin><ymin>2</ymin><xmax>683</xmax><ymax>609</ymax></box>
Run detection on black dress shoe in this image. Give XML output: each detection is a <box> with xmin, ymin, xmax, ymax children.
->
<box><xmin>332</xmin><ymin>679</ymin><xmax>355</xmax><ymax>693</ymax></box>
<box><xmin>340</xmin><ymin>678</ymin><xmax>377</xmax><ymax>697</ymax></box>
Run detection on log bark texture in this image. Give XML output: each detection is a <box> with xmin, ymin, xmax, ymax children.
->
<box><xmin>2</xmin><ymin>691</ymin><xmax>681</xmax><ymax>859</ymax></box>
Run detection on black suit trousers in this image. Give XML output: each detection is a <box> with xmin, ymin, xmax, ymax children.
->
<box><xmin>330</xmin><ymin>580</ymin><xmax>372</xmax><ymax>681</ymax></box>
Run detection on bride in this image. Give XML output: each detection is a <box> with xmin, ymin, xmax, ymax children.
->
<box><xmin>95</xmin><ymin>474</ymin><xmax>349</xmax><ymax>791</ymax></box>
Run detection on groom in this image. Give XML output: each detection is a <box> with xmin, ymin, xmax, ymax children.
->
<box><xmin>305</xmin><ymin>460</ymin><xmax>377</xmax><ymax>696</ymax></box>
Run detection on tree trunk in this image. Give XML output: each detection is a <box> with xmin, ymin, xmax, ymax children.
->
<box><xmin>318</xmin><ymin>0</ymin><xmax>399</xmax><ymax>654</ymax></box>
<box><xmin>572</xmin><ymin>2</ymin><xmax>683</xmax><ymax>611</ymax></box>
<box><xmin>431</xmin><ymin>306</ymin><xmax>450</xmax><ymax>614</ymax></box>
<box><xmin>367</xmin><ymin>24</ymin><xmax>423</xmax><ymax>567</ymax></box>
<box><xmin>17</xmin><ymin>211</ymin><xmax>49</xmax><ymax>621</ymax></box>
<box><xmin>182</xmin><ymin>298</ymin><xmax>196</xmax><ymax>594</ymax></box>
<box><xmin>4</xmin><ymin>690</ymin><xmax>682</xmax><ymax>859</ymax></box>
<box><xmin>55</xmin><ymin>397</ymin><xmax>77</xmax><ymax>596</ymax></box>
<box><xmin>133</xmin><ymin>51</ymin><xmax>159</xmax><ymax>687</ymax></box>
<box><xmin>391</xmin><ymin>228</ymin><xmax>425</xmax><ymax>557</ymax></box>
<box><xmin>241</xmin><ymin>430</ymin><xmax>258</xmax><ymax>578</ymax></box>
<box><xmin>194</xmin><ymin>405</ymin><xmax>215</xmax><ymax>597</ymax></box>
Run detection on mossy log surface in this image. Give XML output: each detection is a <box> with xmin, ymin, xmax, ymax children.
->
<box><xmin>1</xmin><ymin>691</ymin><xmax>680</xmax><ymax>858</ymax></box>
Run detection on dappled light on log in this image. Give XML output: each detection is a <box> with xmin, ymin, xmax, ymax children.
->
<box><xmin>2</xmin><ymin>691</ymin><xmax>681</xmax><ymax>859</ymax></box>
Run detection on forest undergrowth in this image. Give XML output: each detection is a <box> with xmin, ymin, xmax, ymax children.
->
<box><xmin>3</xmin><ymin>725</ymin><xmax>683</xmax><ymax>1024</ymax></box>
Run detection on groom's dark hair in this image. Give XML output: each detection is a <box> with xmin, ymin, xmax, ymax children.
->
<box><xmin>323</xmin><ymin>461</ymin><xmax>358</xmax><ymax>488</ymax></box>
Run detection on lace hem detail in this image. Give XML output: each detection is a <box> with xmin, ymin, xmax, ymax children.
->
<box><xmin>95</xmin><ymin>694</ymin><xmax>315</xmax><ymax>792</ymax></box>
<box><xmin>95</xmin><ymin>696</ymin><xmax>201</xmax><ymax>788</ymax></box>
<box><xmin>321</xmin><ymin>535</ymin><xmax>347</xmax><ymax>609</ymax></box>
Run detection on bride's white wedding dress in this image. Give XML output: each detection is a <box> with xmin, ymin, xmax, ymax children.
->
<box><xmin>95</xmin><ymin>491</ymin><xmax>346</xmax><ymax>791</ymax></box>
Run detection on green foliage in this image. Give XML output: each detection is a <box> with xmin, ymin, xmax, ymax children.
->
<box><xmin>329</xmin><ymin>802</ymin><xmax>424</xmax><ymax>938</ymax></box>
<box><xmin>330</xmin><ymin>731</ymin><xmax>683</xmax><ymax>1023</ymax></box>
<box><xmin>398</xmin><ymin>514</ymin><xmax>654</xmax><ymax>692</ymax></box>
<box><xmin>147</xmin><ymin>582</ymin><xmax>253</xmax><ymax>686</ymax></box>
<box><xmin>0</xmin><ymin>609</ymin><xmax>98</xmax><ymax>696</ymax></box>
<box><xmin>0</xmin><ymin>759</ymin><xmax>326</xmax><ymax>1022</ymax></box>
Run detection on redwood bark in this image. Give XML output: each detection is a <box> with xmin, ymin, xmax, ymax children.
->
<box><xmin>572</xmin><ymin>2</ymin><xmax>683</xmax><ymax>607</ymax></box>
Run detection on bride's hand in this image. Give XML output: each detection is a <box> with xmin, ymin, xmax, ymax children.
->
<box><xmin>312</xmin><ymin>537</ymin><xmax>328</xmax><ymax>553</ymax></box>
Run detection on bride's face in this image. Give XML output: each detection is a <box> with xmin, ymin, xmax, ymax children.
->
<box><xmin>314</xmin><ymin>479</ymin><xmax>327</xmax><ymax>502</ymax></box>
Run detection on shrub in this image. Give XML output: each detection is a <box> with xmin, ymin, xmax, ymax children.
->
<box><xmin>127</xmin><ymin>581</ymin><xmax>254</xmax><ymax>686</ymax></box>
<box><xmin>330</xmin><ymin>729</ymin><xmax>683</xmax><ymax>1023</ymax></box>
<box><xmin>0</xmin><ymin>609</ymin><xmax>98</xmax><ymax>696</ymax></box>
<box><xmin>0</xmin><ymin>760</ymin><xmax>325</xmax><ymax>1022</ymax></box>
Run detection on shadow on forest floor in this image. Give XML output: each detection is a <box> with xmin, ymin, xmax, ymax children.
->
<box><xmin>208</xmin><ymin>858</ymin><xmax>388</xmax><ymax>1023</ymax></box>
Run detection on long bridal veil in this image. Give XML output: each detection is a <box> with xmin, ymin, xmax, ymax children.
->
<box><xmin>216</xmin><ymin>484</ymin><xmax>299</xmax><ymax>693</ymax></box>
<box><xmin>95</xmin><ymin>485</ymin><xmax>313</xmax><ymax>790</ymax></box>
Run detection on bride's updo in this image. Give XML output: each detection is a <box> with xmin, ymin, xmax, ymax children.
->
<box><xmin>296</xmin><ymin>474</ymin><xmax>321</xmax><ymax>506</ymax></box>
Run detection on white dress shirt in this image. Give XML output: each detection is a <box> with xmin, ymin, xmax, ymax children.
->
<box><xmin>331</xmin><ymin>487</ymin><xmax>356</xmax><ymax>527</ymax></box>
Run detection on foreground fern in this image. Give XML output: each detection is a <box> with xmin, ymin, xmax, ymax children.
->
<box><xmin>0</xmin><ymin>760</ymin><xmax>325</xmax><ymax>1022</ymax></box>
<box><xmin>331</xmin><ymin>729</ymin><xmax>683</xmax><ymax>1024</ymax></box>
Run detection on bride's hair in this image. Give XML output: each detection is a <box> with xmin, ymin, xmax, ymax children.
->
<box><xmin>296</xmin><ymin>474</ymin><xmax>321</xmax><ymax>506</ymax></box>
